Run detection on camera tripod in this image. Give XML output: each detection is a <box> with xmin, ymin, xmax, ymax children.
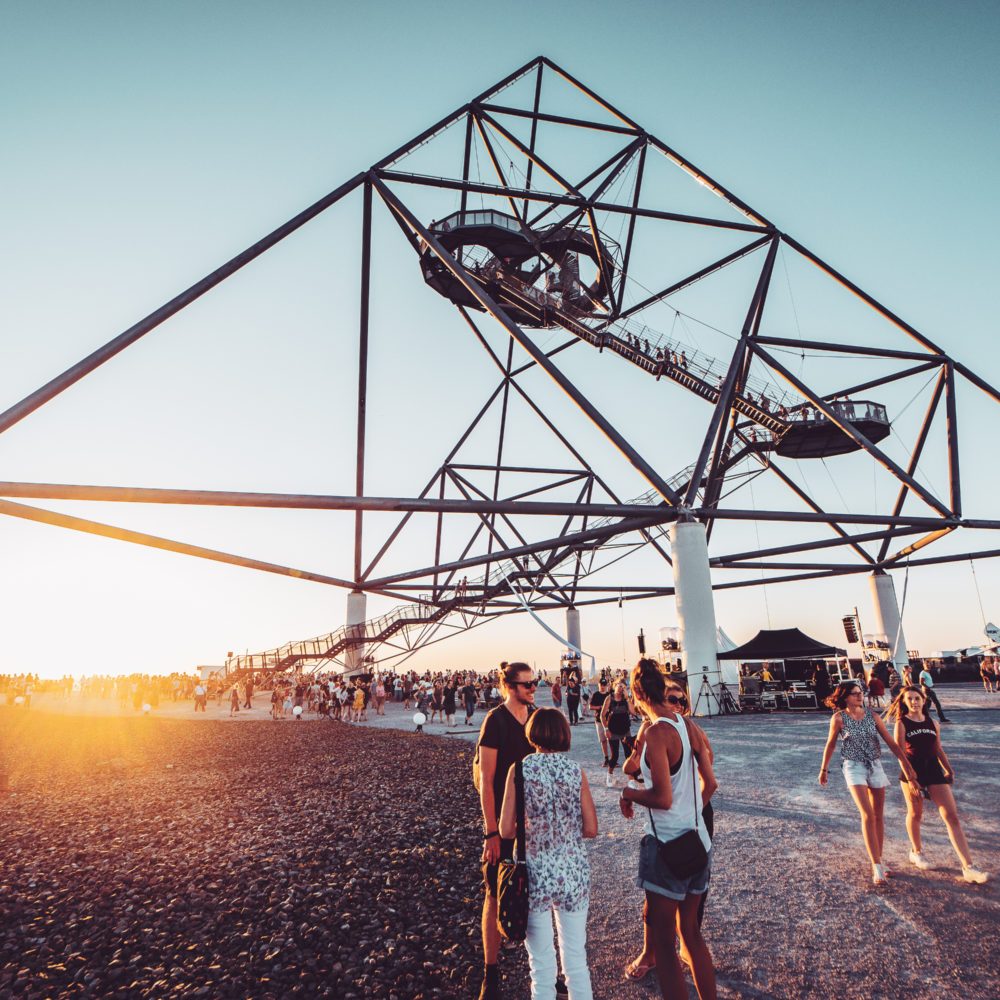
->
<box><xmin>691</xmin><ymin>671</ymin><xmax>742</xmax><ymax>717</ymax></box>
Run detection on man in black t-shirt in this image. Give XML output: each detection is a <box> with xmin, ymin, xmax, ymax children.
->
<box><xmin>475</xmin><ymin>662</ymin><xmax>536</xmax><ymax>1000</ymax></box>
<box><xmin>461</xmin><ymin>681</ymin><xmax>478</xmax><ymax>725</ymax></box>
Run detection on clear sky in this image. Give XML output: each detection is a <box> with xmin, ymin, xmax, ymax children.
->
<box><xmin>2</xmin><ymin>1</ymin><xmax>998</xmax><ymax>678</ymax></box>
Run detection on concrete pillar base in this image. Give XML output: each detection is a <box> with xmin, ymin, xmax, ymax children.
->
<box><xmin>670</xmin><ymin>520</ymin><xmax>721</xmax><ymax>717</ymax></box>
<box><xmin>345</xmin><ymin>590</ymin><xmax>368</xmax><ymax>676</ymax></box>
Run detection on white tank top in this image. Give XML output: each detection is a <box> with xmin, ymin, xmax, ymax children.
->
<box><xmin>639</xmin><ymin>715</ymin><xmax>711</xmax><ymax>852</ymax></box>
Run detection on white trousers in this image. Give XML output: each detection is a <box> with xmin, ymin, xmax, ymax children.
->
<box><xmin>524</xmin><ymin>904</ymin><xmax>593</xmax><ymax>1000</ymax></box>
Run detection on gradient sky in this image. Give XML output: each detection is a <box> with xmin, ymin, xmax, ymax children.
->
<box><xmin>2</xmin><ymin>1</ymin><xmax>998</xmax><ymax>678</ymax></box>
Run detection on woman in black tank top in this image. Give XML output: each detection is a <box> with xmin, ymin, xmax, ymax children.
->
<box><xmin>887</xmin><ymin>685</ymin><xmax>989</xmax><ymax>883</ymax></box>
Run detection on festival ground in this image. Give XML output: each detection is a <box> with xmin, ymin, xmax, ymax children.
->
<box><xmin>2</xmin><ymin>685</ymin><xmax>998</xmax><ymax>998</ymax></box>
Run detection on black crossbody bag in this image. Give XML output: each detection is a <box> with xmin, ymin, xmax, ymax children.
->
<box><xmin>496</xmin><ymin>760</ymin><xmax>530</xmax><ymax>941</ymax></box>
<box><xmin>647</xmin><ymin>720</ymin><xmax>708</xmax><ymax>879</ymax></box>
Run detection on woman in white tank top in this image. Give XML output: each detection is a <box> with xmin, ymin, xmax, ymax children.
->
<box><xmin>618</xmin><ymin>659</ymin><xmax>718</xmax><ymax>1000</ymax></box>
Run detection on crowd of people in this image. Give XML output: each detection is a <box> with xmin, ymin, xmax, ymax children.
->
<box><xmin>473</xmin><ymin>659</ymin><xmax>990</xmax><ymax>1000</ymax></box>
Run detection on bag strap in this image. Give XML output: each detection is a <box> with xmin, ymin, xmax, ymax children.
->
<box><xmin>682</xmin><ymin>716</ymin><xmax>701</xmax><ymax>833</ymax></box>
<box><xmin>646</xmin><ymin>717</ymin><xmax>701</xmax><ymax>838</ymax></box>
<box><xmin>514</xmin><ymin>760</ymin><xmax>527</xmax><ymax>863</ymax></box>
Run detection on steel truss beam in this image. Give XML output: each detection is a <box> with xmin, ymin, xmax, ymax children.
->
<box><xmin>4</xmin><ymin>54</ymin><xmax>999</xmax><ymax>672</ymax></box>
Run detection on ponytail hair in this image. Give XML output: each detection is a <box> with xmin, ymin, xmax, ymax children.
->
<box><xmin>630</xmin><ymin>657</ymin><xmax>666</xmax><ymax>705</ymax></box>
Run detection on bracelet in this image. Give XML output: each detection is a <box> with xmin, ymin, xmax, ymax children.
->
<box><xmin>820</xmin><ymin>768</ymin><xmax>828</xmax><ymax>773</ymax></box>
<box><xmin>483</xmin><ymin>831</ymin><xmax>500</xmax><ymax>841</ymax></box>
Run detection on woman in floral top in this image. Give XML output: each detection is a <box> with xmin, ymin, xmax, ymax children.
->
<box><xmin>500</xmin><ymin>707</ymin><xmax>597</xmax><ymax>999</ymax></box>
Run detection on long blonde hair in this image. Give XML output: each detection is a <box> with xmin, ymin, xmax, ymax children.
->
<box><xmin>883</xmin><ymin>684</ymin><xmax>926</xmax><ymax>723</ymax></box>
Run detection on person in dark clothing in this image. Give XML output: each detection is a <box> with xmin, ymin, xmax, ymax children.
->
<box><xmin>243</xmin><ymin>677</ymin><xmax>254</xmax><ymax>710</ymax></box>
<box><xmin>601</xmin><ymin>681</ymin><xmax>636</xmax><ymax>786</ymax></box>
<box><xmin>462</xmin><ymin>681</ymin><xmax>478</xmax><ymax>725</ymax></box>
<box><xmin>566</xmin><ymin>677</ymin><xmax>581</xmax><ymax>726</ymax></box>
<box><xmin>812</xmin><ymin>665</ymin><xmax>831</xmax><ymax>709</ymax></box>
<box><xmin>475</xmin><ymin>662</ymin><xmax>537</xmax><ymax>1000</ymax></box>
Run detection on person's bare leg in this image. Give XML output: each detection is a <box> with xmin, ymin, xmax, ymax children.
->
<box><xmin>627</xmin><ymin>898</ymin><xmax>655</xmax><ymax>973</ymax></box>
<box><xmin>929</xmin><ymin>784</ymin><xmax>974</xmax><ymax>868</ymax></box>
<box><xmin>482</xmin><ymin>894</ymin><xmax>500</xmax><ymax>965</ymax></box>
<box><xmin>847</xmin><ymin>784</ymin><xmax>881</xmax><ymax>864</ymax></box>
<box><xmin>677</xmin><ymin>894</ymin><xmax>717</xmax><ymax>1000</ymax></box>
<box><xmin>647</xmin><ymin>893</ymin><xmax>685</xmax><ymax>999</ymax></box>
<box><xmin>904</xmin><ymin>785</ymin><xmax>924</xmax><ymax>853</ymax></box>
<box><xmin>871</xmin><ymin>787</ymin><xmax>886</xmax><ymax>857</ymax></box>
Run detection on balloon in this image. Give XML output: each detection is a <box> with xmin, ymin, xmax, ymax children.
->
<box><xmin>413</xmin><ymin>712</ymin><xmax>427</xmax><ymax>726</ymax></box>
<box><xmin>293</xmin><ymin>705</ymin><xmax>303</xmax><ymax>716</ymax></box>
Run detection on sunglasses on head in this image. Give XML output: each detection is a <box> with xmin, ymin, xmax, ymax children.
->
<box><xmin>510</xmin><ymin>680</ymin><xmax>538</xmax><ymax>689</ymax></box>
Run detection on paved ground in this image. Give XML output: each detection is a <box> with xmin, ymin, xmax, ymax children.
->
<box><xmin>5</xmin><ymin>683</ymin><xmax>999</xmax><ymax>998</ymax></box>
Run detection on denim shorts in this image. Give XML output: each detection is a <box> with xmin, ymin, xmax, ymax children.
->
<box><xmin>637</xmin><ymin>835</ymin><xmax>712</xmax><ymax>901</ymax></box>
<box><xmin>842</xmin><ymin>758</ymin><xmax>889</xmax><ymax>789</ymax></box>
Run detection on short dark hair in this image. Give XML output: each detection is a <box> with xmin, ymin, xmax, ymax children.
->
<box><xmin>526</xmin><ymin>707</ymin><xmax>571</xmax><ymax>752</ymax></box>
<box><xmin>825</xmin><ymin>680</ymin><xmax>862</xmax><ymax>710</ymax></box>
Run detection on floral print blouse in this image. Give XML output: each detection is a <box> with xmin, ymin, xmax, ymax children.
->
<box><xmin>521</xmin><ymin>753</ymin><xmax>589</xmax><ymax>912</ymax></box>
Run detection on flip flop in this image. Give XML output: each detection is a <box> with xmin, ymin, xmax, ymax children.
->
<box><xmin>624</xmin><ymin>957</ymin><xmax>655</xmax><ymax>982</ymax></box>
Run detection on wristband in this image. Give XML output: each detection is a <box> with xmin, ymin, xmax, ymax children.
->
<box><xmin>483</xmin><ymin>831</ymin><xmax>500</xmax><ymax>841</ymax></box>
<box><xmin>820</xmin><ymin>768</ymin><xmax>828</xmax><ymax>773</ymax></box>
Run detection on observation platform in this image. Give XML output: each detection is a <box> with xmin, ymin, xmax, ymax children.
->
<box><xmin>775</xmin><ymin>400</ymin><xmax>890</xmax><ymax>458</ymax></box>
<box><xmin>420</xmin><ymin>209</ymin><xmax>614</xmax><ymax>327</ymax></box>
<box><xmin>419</xmin><ymin>212</ymin><xmax>892</xmax><ymax>463</ymax></box>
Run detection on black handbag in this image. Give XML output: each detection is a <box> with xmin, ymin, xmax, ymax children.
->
<box><xmin>647</xmin><ymin>721</ymin><xmax>708</xmax><ymax>879</ymax></box>
<box><xmin>496</xmin><ymin>760</ymin><xmax>530</xmax><ymax>941</ymax></box>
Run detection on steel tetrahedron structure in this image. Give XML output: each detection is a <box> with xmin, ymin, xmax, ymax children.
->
<box><xmin>2</xmin><ymin>56</ymin><xmax>998</xmax><ymax>675</ymax></box>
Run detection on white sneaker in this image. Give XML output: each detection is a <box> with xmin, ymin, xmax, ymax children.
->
<box><xmin>606</xmin><ymin>771</ymin><xmax>615</xmax><ymax>788</ymax></box>
<box><xmin>962</xmin><ymin>866</ymin><xmax>989</xmax><ymax>884</ymax></box>
<box><xmin>909</xmin><ymin>851</ymin><xmax>931</xmax><ymax>870</ymax></box>
<box><xmin>872</xmin><ymin>863</ymin><xmax>887</xmax><ymax>885</ymax></box>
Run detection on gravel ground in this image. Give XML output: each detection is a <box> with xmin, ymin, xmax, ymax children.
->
<box><xmin>3</xmin><ymin>684</ymin><xmax>998</xmax><ymax>999</ymax></box>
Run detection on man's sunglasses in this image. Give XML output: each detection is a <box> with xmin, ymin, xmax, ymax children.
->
<box><xmin>510</xmin><ymin>680</ymin><xmax>539</xmax><ymax>689</ymax></box>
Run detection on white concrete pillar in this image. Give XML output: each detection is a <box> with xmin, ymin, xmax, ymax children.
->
<box><xmin>869</xmin><ymin>571</ymin><xmax>908</xmax><ymax>669</ymax></box>
<box><xmin>566</xmin><ymin>606</ymin><xmax>581</xmax><ymax>654</ymax></box>
<box><xmin>564</xmin><ymin>606</ymin><xmax>584</xmax><ymax>679</ymax></box>
<box><xmin>670</xmin><ymin>520</ymin><xmax>721</xmax><ymax>716</ymax></box>
<box><xmin>345</xmin><ymin>590</ymin><xmax>368</xmax><ymax>676</ymax></box>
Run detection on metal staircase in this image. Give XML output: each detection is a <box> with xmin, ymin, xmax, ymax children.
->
<box><xmin>224</xmin><ymin>464</ymin><xmax>705</xmax><ymax>681</ymax></box>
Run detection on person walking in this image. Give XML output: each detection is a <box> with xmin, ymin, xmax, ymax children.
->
<box><xmin>550</xmin><ymin>677</ymin><xmax>562</xmax><ymax>712</ymax></box>
<box><xmin>619</xmin><ymin>658</ymin><xmax>718</xmax><ymax>1000</ymax></box>
<box><xmin>887</xmin><ymin>685</ymin><xmax>988</xmax><ymax>882</ymax></box>
<box><xmin>589</xmin><ymin>679</ymin><xmax>611</xmax><ymax>768</ymax></box>
<box><xmin>243</xmin><ymin>676</ymin><xmax>254</xmax><ymax>710</ymax></box>
<box><xmin>463</xmin><ymin>678</ymin><xmax>478</xmax><ymax>725</ymax></box>
<box><xmin>601</xmin><ymin>681</ymin><xmax>636</xmax><ymax>787</ymax></box>
<box><xmin>918</xmin><ymin>665</ymin><xmax>950</xmax><ymax>722</ymax></box>
<box><xmin>818</xmin><ymin>680</ymin><xmax>918</xmax><ymax>884</ymax></box>
<box><xmin>443</xmin><ymin>680</ymin><xmax>457</xmax><ymax>727</ymax></box>
<box><xmin>499</xmin><ymin>708</ymin><xmax>597</xmax><ymax>1000</ymax></box>
<box><xmin>229</xmin><ymin>686</ymin><xmax>240</xmax><ymax>717</ymax></box>
<box><xmin>566</xmin><ymin>677</ymin><xmax>581</xmax><ymax>726</ymax></box>
<box><xmin>475</xmin><ymin>662</ymin><xmax>537</xmax><ymax>1000</ymax></box>
<box><xmin>430</xmin><ymin>681</ymin><xmax>445</xmax><ymax>724</ymax></box>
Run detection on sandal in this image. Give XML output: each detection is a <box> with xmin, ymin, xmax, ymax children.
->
<box><xmin>624</xmin><ymin>957</ymin><xmax>655</xmax><ymax>982</ymax></box>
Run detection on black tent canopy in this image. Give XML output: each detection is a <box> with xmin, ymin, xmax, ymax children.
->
<box><xmin>718</xmin><ymin>627</ymin><xmax>845</xmax><ymax>661</ymax></box>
